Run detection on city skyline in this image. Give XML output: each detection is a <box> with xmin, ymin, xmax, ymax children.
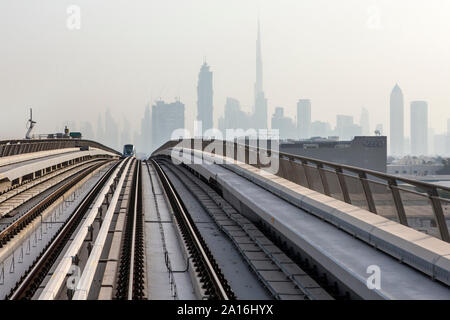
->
<box><xmin>2</xmin><ymin>1</ymin><xmax>450</xmax><ymax>140</ymax></box>
<box><xmin>1</xmin><ymin>1</ymin><xmax>450</xmax><ymax>158</ymax></box>
<box><xmin>1</xmin><ymin>1</ymin><xmax>450</xmax><ymax>306</ymax></box>
<box><xmin>50</xmin><ymin>55</ymin><xmax>450</xmax><ymax>156</ymax></box>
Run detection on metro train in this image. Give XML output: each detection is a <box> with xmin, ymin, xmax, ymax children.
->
<box><xmin>123</xmin><ymin>144</ymin><xmax>135</xmax><ymax>157</ymax></box>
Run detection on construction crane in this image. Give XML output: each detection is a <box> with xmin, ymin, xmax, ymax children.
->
<box><xmin>25</xmin><ymin>108</ymin><xmax>36</xmax><ymax>139</ymax></box>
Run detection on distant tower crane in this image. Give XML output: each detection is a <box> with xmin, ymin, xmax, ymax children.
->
<box><xmin>25</xmin><ymin>108</ymin><xmax>36</xmax><ymax>139</ymax></box>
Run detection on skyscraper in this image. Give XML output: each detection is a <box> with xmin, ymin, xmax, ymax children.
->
<box><xmin>197</xmin><ymin>61</ymin><xmax>213</xmax><ymax>132</ymax></box>
<box><xmin>141</xmin><ymin>104</ymin><xmax>151</xmax><ymax>154</ymax></box>
<box><xmin>390</xmin><ymin>84</ymin><xmax>404</xmax><ymax>156</ymax></box>
<box><xmin>253</xmin><ymin>19</ymin><xmax>267</xmax><ymax>130</ymax></box>
<box><xmin>297</xmin><ymin>99</ymin><xmax>311</xmax><ymax>139</ymax></box>
<box><xmin>410</xmin><ymin>101</ymin><xmax>428</xmax><ymax>156</ymax></box>
<box><xmin>310</xmin><ymin>121</ymin><xmax>331</xmax><ymax>138</ymax></box>
<box><xmin>335</xmin><ymin>115</ymin><xmax>362</xmax><ymax>140</ymax></box>
<box><xmin>218</xmin><ymin>97</ymin><xmax>253</xmax><ymax>134</ymax></box>
<box><xmin>151</xmin><ymin>100</ymin><xmax>185</xmax><ymax>151</ymax></box>
<box><xmin>360</xmin><ymin>107</ymin><xmax>370</xmax><ymax>136</ymax></box>
<box><xmin>271</xmin><ymin>107</ymin><xmax>296</xmax><ymax>139</ymax></box>
<box><xmin>104</xmin><ymin>108</ymin><xmax>119</xmax><ymax>150</ymax></box>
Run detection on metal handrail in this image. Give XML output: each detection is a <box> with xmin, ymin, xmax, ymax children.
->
<box><xmin>153</xmin><ymin>139</ymin><xmax>450</xmax><ymax>242</ymax></box>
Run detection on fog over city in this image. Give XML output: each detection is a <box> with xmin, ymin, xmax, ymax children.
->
<box><xmin>1</xmin><ymin>0</ymin><xmax>450</xmax><ymax>147</ymax></box>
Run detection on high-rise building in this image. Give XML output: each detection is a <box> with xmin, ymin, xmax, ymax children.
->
<box><xmin>104</xmin><ymin>108</ymin><xmax>119</xmax><ymax>150</ymax></box>
<box><xmin>197</xmin><ymin>62</ymin><xmax>213</xmax><ymax>132</ymax></box>
<box><xmin>141</xmin><ymin>104</ymin><xmax>152</xmax><ymax>155</ymax></box>
<box><xmin>253</xmin><ymin>19</ymin><xmax>267</xmax><ymax>130</ymax></box>
<box><xmin>410</xmin><ymin>101</ymin><xmax>428</xmax><ymax>156</ymax></box>
<box><xmin>390</xmin><ymin>84</ymin><xmax>404</xmax><ymax>156</ymax></box>
<box><xmin>297</xmin><ymin>99</ymin><xmax>311</xmax><ymax>139</ymax></box>
<box><xmin>428</xmin><ymin>128</ymin><xmax>435</xmax><ymax>155</ymax></box>
<box><xmin>218</xmin><ymin>97</ymin><xmax>253</xmax><ymax>135</ymax></box>
<box><xmin>310</xmin><ymin>121</ymin><xmax>331</xmax><ymax>138</ymax></box>
<box><xmin>151</xmin><ymin>100</ymin><xmax>185</xmax><ymax>151</ymax></box>
<box><xmin>335</xmin><ymin>115</ymin><xmax>361</xmax><ymax>140</ymax></box>
<box><xmin>434</xmin><ymin>134</ymin><xmax>446</xmax><ymax>156</ymax></box>
<box><xmin>271</xmin><ymin>107</ymin><xmax>296</xmax><ymax>139</ymax></box>
<box><xmin>360</xmin><ymin>107</ymin><xmax>370</xmax><ymax>136</ymax></box>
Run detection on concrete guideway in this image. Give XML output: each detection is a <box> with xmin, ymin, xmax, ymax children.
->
<box><xmin>155</xmin><ymin>147</ymin><xmax>450</xmax><ymax>299</ymax></box>
<box><xmin>38</xmin><ymin>159</ymin><xmax>128</xmax><ymax>300</ymax></box>
<box><xmin>141</xmin><ymin>161</ymin><xmax>197</xmax><ymax>300</ymax></box>
<box><xmin>0</xmin><ymin>160</ymin><xmax>114</xmax><ymax>299</ymax></box>
<box><xmin>0</xmin><ymin>148</ymin><xmax>80</xmax><ymax>169</ymax></box>
<box><xmin>0</xmin><ymin>148</ymin><xmax>118</xmax><ymax>193</ymax></box>
<box><xmin>160</xmin><ymin>159</ymin><xmax>333</xmax><ymax>300</ymax></box>
<box><xmin>0</xmin><ymin>160</ymin><xmax>105</xmax><ymax>218</ymax></box>
<box><xmin>72</xmin><ymin>159</ymin><xmax>132</xmax><ymax>300</ymax></box>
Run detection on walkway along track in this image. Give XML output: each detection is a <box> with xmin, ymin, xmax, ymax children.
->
<box><xmin>7</xmin><ymin>159</ymin><xmax>120</xmax><ymax>299</ymax></box>
<box><xmin>151</xmin><ymin>159</ymin><xmax>235</xmax><ymax>300</ymax></box>
<box><xmin>157</xmin><ymin>158</ymin><xmax>333</xmax><ymax>300</ymax></box>
<box><xmin>115</xmin><ymin>160</ymin><xmax>146</xmax><ymax>299</ymax></box>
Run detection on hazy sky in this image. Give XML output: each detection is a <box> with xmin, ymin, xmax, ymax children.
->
<box><xmin>1</xmin><ymin>0</ymin><xmax>450</xmax><ymax>139</ymax></box>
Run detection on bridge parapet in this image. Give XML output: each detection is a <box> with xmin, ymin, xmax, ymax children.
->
<box><xmin>0</xmin><ymin>139</ymin><xmax>120</xmax><ymax>158</ymax></box>
<box><xmin>153</xmin><ymin>139</ymin><xmax>450</xmax><ymax>243</ymax></box>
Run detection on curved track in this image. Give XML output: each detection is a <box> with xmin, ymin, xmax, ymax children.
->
<box><xmin>7</xmin><ymin>160</ymin><xmax>119</xmax><ymax>299</ymax></box>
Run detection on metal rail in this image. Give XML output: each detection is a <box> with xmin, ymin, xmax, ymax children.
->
<box><xmin>154</xmin><ymin>139</ymin><xmax>450</xmax><ymax>242</ymax></box>
<box><xmin>144</xmin><ymin>161</ymin><xmax>179</xmax><ymax>299</ymax></box>
<box><xmin>120</xmin><ymin>160</ymin><xmax>145</xmax><ymax>300</ymax></box>
<box><xmin>151</xmin><ymin>159</ymin><xmax>234</xmax><ymax>300</ymax></box>
<box><xmin>0</xmin><ymin>160</ymin><xmax>110</xmax><ymax>247</ymax></box>
<box><xmin>161</xmin><ymin>159</ymin><xmax>334</xmax><ymax>300</ymax></box>
<box><xmin>0</xmin><ymin>158</ymin><xmax>102</xmax><ymax>205</ymax></box>
<box><xmin>39</xmin><ymin>159</ymin><xmax>127</xmax><ymax>300</ymax></box>
<box><xmin>72</xmin><ymin>158</ymin><xmax>131</xmax><ymax>300</ymax></box>
<box><xmin>128</xmin><ymin>162</ymin><xmax>139</xmax><ymax>299</ymax></box>
<box><xmin>8</xmin><ymin>159</ymin><xmax>120</xmax><ymax>299</ymax></box>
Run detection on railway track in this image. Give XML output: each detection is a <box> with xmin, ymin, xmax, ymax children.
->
<box><xmin>6</xmin><ymin>159</ymin><xmax>120</xmax><ymax>299</ymax></box>
<box><xmin>155</xmin><ymin>158</ymin><xmax>333</xmax><ymax>300</ymax></box>
<box><xmin>0</xmin><ymin>160</ymin><xmax>110</xmax><ymax>248</ymax></box>
<box><xmin>151</xmin><ymin>159</ymin><xmax>235</xmax><ymax>300</ymax></box>
<box><xmin>115</xmin><ymin>160</ymin><xmax>146</xmax><ymax>300</ymax></box>
<box><xmin>0</xmin><ymin>154</ymin><xmax>332</xmax><ymax>300</ymax></box>
<box><xmin>0</xmin><ymin>159</ymin><xmax>103</xmax><ymax>218</ymax></box>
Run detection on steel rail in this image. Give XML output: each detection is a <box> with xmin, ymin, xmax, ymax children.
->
<box><xmin>0</xmin><ymin>158</ymin><xmax>104</xmax><ymax>205</ymax></box>
<box><xmin>8</xmin><ymin>159</ymin><xmax>120</xmax><ymax>299</ymax></box>
<box><xmin>127</xmin><ymin>161</ymin><xmax>139</xmax><ymax>299</ymax></box>
<box><xmin>114</xmin><ymin>160</ymin><xmax>146</xmax><ymax>300</ymax></box>
<box><xmin>151</xmin><ymin>159</ymin><xmax>233</xmax><ymax>300</ymax></box>
<box><xmin>72</xmin><ymin>158</ymin><xmax>132</xmax><ymax>300</ymax></box>
<box><xmin>38</xmin><ymin>159</ymin><xmax>127</xmax><ymax>300</ymax></box>
<box><xmin>160</xmin><ymin>159</ymin><xmax>334</xmax><ymax>300</ymax></box>
<box><xmin>0</xmin><ymin>160</ymin><xmax>109</xmax><ymax>247</ymax></box>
